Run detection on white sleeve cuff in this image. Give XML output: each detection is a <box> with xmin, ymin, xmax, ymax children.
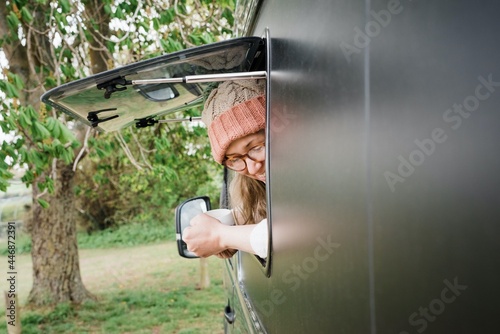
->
<box><xmin>250</xmin><ymin>219</ymin><xmax>268</xmax><ymax>258</ymax></box>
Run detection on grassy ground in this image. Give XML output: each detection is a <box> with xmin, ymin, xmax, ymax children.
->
<box><xmin>0</xmin><ymin>242</ymin><xmax>226</xmax><ymax>333</ymax></box>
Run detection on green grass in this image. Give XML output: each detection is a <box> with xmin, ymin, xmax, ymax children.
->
<box><xmin>0</xmin><ymin>242</ymin><xmax>226</xmax><ymax>334</ymax></box>
<box><xmin>17</xmin><ymin>285</ymin><xmax>225</xmax><ymax>334</ymax></box>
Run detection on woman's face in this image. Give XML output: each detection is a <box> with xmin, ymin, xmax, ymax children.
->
<box><xmin>225</xmin><ymin>130</ymin><xmax>266</xmax><ymax>183</ymax></box>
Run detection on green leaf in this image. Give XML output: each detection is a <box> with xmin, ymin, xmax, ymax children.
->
<box><xmin>45</xmin><ymin>177</ymin><xmax>54</xmax><ymax>193</ymax></box>
<box><xmin>106</xmin><ymin>41</ymin><xmax>115</xmax><ymax>53</ymax></box>
<box><xmin>45</xmin><ymin>117</ymin><xmax>56</xmax><ymax>130</ymax></box>
<box><xmin>138</xmin><ymin>21</ymin><xmax>149</xmax><ymax>31</ymax></box>
<box><xmin>115</xmin><ymin>7</ymin><xmax>124</xmax><ymax>19</ymax></box>
<box><xmin>52</xmin><ymin>122</ymin><xmax>61</xmax><ymax>139</ymax></box>
<box><xmin>159</xmin><ymin>39</ymin><xmax>169</xmax><ymax>51</ymax></box>
<box><xmin>2</xmin><ymin>144</ymin><xmax>17</xmax><ymax>158</ymax></box>
<box><xmin>0</xmin><ymin>80</ymin><xmax>20</xmax><ymax>98</ymax></box>
<box><xmin>61</xmin><ymin>64</ymin><xmax>75</xmax><ymax>78</ymax></box>
<box><xmin>59</xmin><ymin>123</ymin><xmax>76</xmax><ymax>143</ymax></box>
<box><xmin>7</xmin><ymin>12</ymin><xmax>20</xmax><ymax>30</ymax></box>
<box><xmin>160</xmin><ymin>9</ymin><xmax>175</xmax><ymax>25</ymax></box>
<box><xmin>26</xmin><ymin>106</ymin><xmax>39</xmax><ymax>120</ymax></box>
<box><xmin>13</xmin><ymin>137</ymin><xmax>24</xmax><ymax>150</ymax></box>
<box><xmin>45</xmin><ymin>77</ymin><xmax>57</xmax><ymax>87</ymax></box>
<box><xmin>57</xmin><ymin>13</ymin><xmax>69</xmax><ymax>31</ymax></box>
<box><xmin>104</xmin><ymin>4</ymin><xmax>112</xmax><ymax>14</ymax></box>
<box><xmin>95</xmin><ymin>147</ymin><xmax>107</xmax><ymax>158</ymax></box>
<box><xmin>0</xmin><ymin>179</ymin><xmax>9</xmax><ymax>192</ymax></box>
<box><xmin>10</xmin><ymin>73</ymin><xmax>24</xmax><ymax>90</ymax></box>
<box><xmin>21</xmin><ymin>7</ymin><xmax>33</xmax><ymax>23</ymax></box>
<box><xmin>54</xmin><ymin>142</ymin><xmax>65</xmax><ymax>156</ymax></box>
<box><xmin>18</xmin><ymin>112</ymin><xmax>32</xmax><ymax>128</ymax></box>
<box><xmin>21</xmin><ymin>170</ymin><xmax>35</xmax><ymax>184</ymax></box>
<box><xmin>1</xmin><ymin>111</ymin><xmax>12</xmax><ymax>129</ymax></box>
<box><xmin>62</xmin><ymin>48</ymin><xmax>73</xmax><ymax>59</ymax></box>
<box><xmin>45</xmin><ymin>117</ymin><xmax>61</xmax><ymax>138</ymax></box>
<box><xmin>167</xmin><ymin>37</ymin><xmax>183</xmax><ymax>52</ymax></box>
<box><xmin>33</xmin><ymin>122</ymin><xmax>51</xmax><ymax>139</ymax></box>
<box><xmin>189</xmin><ymin>33</ymin><xmax>201</xmax><ymax>45</ymax></box>
<box><xmin>176</xmin><ymin>3</ymin><xmax>187</xmax><ymax>16</ymax></box>
<box><xmin>29</xmin><ymin>151</ymin><xmax>43</xmax><ymax>168</ymax></box>
<box><xmin>37</xmin><ymin>198</ymin><xmax>50</xmax><ymax>209</ymax></box>
<box><xmin>59</xmin><ymin>0</ymin><xmax>71</xmax><ymax>13</ymax></box>
<box><xmin>153</xmin><ymin>18</ymin><xmax>160</xmax><ymax>31</ymax></box>
<box><xmin>42</xmin><ymin>143</ymin><xmax>54</xmax><ymax>155</ymax></box>
<box><xmin>200</xmin><ymin>32</ymin><xmax>214</xmax><ymax>45</ymax></box>
<box><xmin>222</xmin><ymin>8</ymin><xmax>234</xmax><ymax>26</ymax></box>
<box><xmin>0</xmin><ymin>120</ymin><xmax>9</xmax><ymax>133</ymax></box>
<box><xmin>70</xmin><ymin>140</ymin><xmax>80</xmax><ymax>149</ymax></box>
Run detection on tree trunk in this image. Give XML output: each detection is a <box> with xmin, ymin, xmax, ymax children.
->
<box><xmin>27</xmin><ymin>162</ymin><xmax>95</xmax><ymax>305</ymax></box>
<box><xmin>0</xmin><ymin>2</ymin><xmax>95</xmax><ymax>306</ymax></box>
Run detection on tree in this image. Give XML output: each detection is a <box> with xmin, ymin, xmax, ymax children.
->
<box><xmin>0</xmin><ymin>0</ymin><xmax>98</xmax><ymax>305</ymax></box>
<box><xmin>0</xmin><ymin>0</ymin><xmax>235</xmax><ymax>306</ymax></box>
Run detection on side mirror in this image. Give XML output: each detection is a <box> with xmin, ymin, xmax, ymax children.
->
<box><xmin>175</xmin><ymin>196</ymin><xmax>211</xmax><ymax>258</ymax></box>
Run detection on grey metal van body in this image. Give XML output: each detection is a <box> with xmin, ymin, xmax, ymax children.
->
<box><xmin>224</xmin><ymin>0</ymin><xmax>500</xmax><ymax>333</ymax></box>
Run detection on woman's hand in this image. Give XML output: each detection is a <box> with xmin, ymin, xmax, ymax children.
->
<box><xmin>215</xmin><ymin>249</ymin><xmax>238</xmax><ymax>259</ymax></box>
<box><xmin>183</xmin><ymin>213</ymin><xmax>229</xmax><ymax>257</ymax></box>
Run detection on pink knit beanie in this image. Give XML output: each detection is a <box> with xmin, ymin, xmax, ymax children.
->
<box><xmin>202</xmin><ymin>80</ymin><xmax>266</xmax><ymax>164</ymax></box>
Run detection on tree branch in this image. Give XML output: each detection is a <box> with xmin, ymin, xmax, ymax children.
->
<box><xmin>130</xmin><ymin>129</ymin><xmax>154</xmax><ymax>170</ymax></box>
<box><xmin>114</xmin><ymin>132</ymin><xmax>144</xmax><ymax>171</ymax></box>
<box><xmin>73</xmin><ymin>127</ymin><xmax>92</xmax><ymax>172</ymax></box>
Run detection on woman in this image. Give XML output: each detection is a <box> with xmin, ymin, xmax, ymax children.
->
<box><xmin>183</xmin><ymin>79</ymin><xmax>268</xmax><ymax>259</ymax></box>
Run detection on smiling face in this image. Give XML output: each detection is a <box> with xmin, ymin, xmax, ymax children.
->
<box><xmin>225</xmin><ymin>130</ymin><xmax>266</xmax><ymax>183</ymax></box>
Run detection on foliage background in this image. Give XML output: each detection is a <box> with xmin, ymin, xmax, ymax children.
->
<box><xmin>1</xmin><ymin>0</ymin><xmax>234</xmax><ymax>233</ymax></box>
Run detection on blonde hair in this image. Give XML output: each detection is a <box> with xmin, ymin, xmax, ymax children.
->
<box><xmin>215</xmin><ymin>173</ymin><xmax>266</xmax><ymax>258</ymax></box>
<box><xmin>230</xmin><ymin>173</ymin><xmax>266</xmax><ymax>226</ymax></box>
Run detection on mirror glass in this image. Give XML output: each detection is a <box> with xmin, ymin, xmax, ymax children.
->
<box><xmin>175</xmin><ymin>196</ymin><xmax>211</xmax><ymax>258</ymax></box>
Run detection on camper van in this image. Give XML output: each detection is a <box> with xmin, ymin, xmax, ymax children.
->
<box><xmin>43</xmin><ymin>0</ymin><xmax>500</xmax><ymax>333</ymax></box>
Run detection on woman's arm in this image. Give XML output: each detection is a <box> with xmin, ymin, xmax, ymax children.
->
<box><xmin>183</xmin><ymin>213</ymin><xmax>267</xmax><ymax>258</ymax></box>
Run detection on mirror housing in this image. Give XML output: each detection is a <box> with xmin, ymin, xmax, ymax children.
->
<box><xmin>175</xmin><ymin>196</ymin><xmax>211</xmax><ymax>258</ymax></box>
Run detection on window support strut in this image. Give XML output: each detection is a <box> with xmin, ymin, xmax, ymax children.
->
<box><xmin>131</xmin><ymin>70</ymin><xmax>267</xmax><ymax>85</ymax></box>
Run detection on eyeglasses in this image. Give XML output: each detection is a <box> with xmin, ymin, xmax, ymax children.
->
<box><xmin>223</xmin><ymin>143</ymin><xmax>266</xmax><ymax>171</ymax></box>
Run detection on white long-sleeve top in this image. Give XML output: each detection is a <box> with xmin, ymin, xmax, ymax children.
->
<box><xmin>250</xmin><ymin>218</ymin><xmax>268</xmax><ymax>258</ymax></box>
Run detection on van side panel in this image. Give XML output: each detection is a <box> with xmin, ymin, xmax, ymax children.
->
<box><xmin>368</xmin><ymin>1</ymin><xmax>500</xmax><ymax>333</ymax></box>
<box><xmin>236</xmin><ymin>0</ymin><xmax>500</xmax><ymax>333</ymax></box>
<box><xmin>247</xmin><ymin>0</ymin><xmax>371</xmax><ymax>333</ymax></box>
